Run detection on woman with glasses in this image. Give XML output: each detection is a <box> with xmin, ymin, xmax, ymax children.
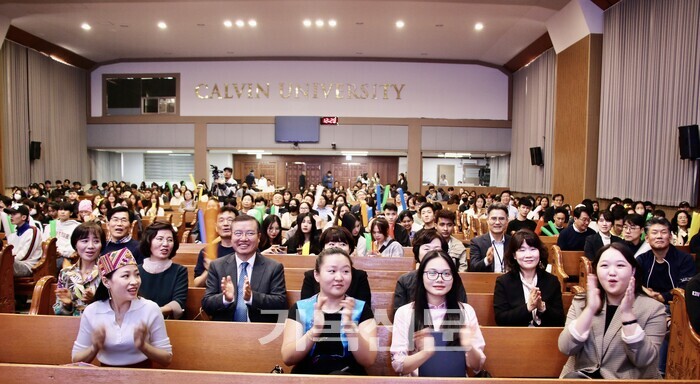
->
<box><xmin>281</xmin><ymin>247</ymin><xmax>378</xmax><ymax>375</ymax></box>
<box><xmin>390</xmin><ymin>250</ymin><xmax>486</xmax><ymax>377</ymax></box>
<box><xmin>137</xmin><ymin>222</ymin><xmax>188</xmax><ymax>319</ymax></box>
<box><xmin>494</xmin><ymin>230</ymin><xmax>564</xmax><ymax>327</ymax></box>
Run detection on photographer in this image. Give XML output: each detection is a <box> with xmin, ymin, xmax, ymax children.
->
<box><xmin>210</xmin><ymin>166</ymin><xmax>237</xmax><ymax>199</ymax></box>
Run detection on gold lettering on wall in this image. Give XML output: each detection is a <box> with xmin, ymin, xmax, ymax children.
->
<box><xmin>198</xmin><ymin>82</ymin><xmax>405</xmax><ymax>101</ymax></box>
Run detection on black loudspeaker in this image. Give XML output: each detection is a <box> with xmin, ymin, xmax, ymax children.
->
<box><xmin>29</xmin><ymin>141</ymin><xmax>41</xmax><ymax>161</ymax></box>
<box><xmin>679</xmin><ymin>125</ymin><xmax>700</xmax><ymax>159</ymax></box>
<box><xmin>529</xmin><ymin>147</ymin><xmax>543</xmax><ymax>166</ymax></box>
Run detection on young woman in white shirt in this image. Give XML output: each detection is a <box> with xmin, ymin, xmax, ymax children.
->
<box><xmin>390</xmin><ymin>250</ymin><xmax>486</xmax><ymax>376</ymax></box>
<box><xmin>72</xmin><ymin>248</ymin><xmax>172</xmax><ymax>368</ymax></box>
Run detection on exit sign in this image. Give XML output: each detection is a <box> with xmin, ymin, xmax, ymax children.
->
<box><xmin>320</xmin><ymin>116</ymin><xmax>338</xmax><ymax>125</ymax></box>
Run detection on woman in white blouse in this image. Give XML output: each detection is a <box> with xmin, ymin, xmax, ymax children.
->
<box><xmin>390</xmin><ymin>250</ymin><xmax>486</xmax><ymax>376</ymax></box>
<box><xmin>366</xmin><ymin>218</ymin><xmax>404</xmax><ymax>257</ymax></box>
<box><xmin>72</xmin><ymin>248</ymin><xmax>172</xmax><ymax>368</ymax></box>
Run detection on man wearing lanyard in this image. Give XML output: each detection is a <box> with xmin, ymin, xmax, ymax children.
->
<box><xmin>469</xmin><ymin>203</ymin><xmax>511</xmax><ymax>272</ymax></box>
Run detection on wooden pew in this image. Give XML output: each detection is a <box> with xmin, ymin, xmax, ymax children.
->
<box><xmin>667</xmin><ymin>288</ymin><xmax>700</xmax><ymax>380</ymax></box>
<box><xmin>14</xmin><ymin>238</ymin><xmax>57</xmax><ymax>298</ymax></box>
<box><xmin>2</xmin><ymin>364</ymin><xmax>682</xmax><ymax>384</ymax></box>
<box><xmin>0</xmin><ymin>245</ymin><xmax>15</xmax><ymax>312</ymax></box>
<box><xmin>0</xmin><ymin>313</ymin><xmax>569</xmax><ymax>377</ymax></box>
<box><xmin>549</xmin><ymin>245</ymin><xmax>585</xmax><ymax>292</ymax></box>
<box><xmin>172</xmin><ymin>246</ymin><xmax>416</xmax><ymax>272</ymax></box>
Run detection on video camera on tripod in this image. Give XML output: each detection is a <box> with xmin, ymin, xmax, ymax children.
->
<box><xmin>210</xmin><ymin>165</ymin><xmax>223</xmax><ymax>181</ymax></box>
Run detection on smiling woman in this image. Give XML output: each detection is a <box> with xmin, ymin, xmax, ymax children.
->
<box><xmin>137</xmin><ymin>222</ymin><xmax>188</xmax><ymax>319</ymax></box>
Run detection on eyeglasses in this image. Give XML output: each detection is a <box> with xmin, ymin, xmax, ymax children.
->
<box><xmin>109</xmin><ymin>217</ymin><xmax>130</xmax><ymax>224</ymax></box>
<box><xmin>577</xmin><ymin>217</ymin><xmax>591</xmax><ymax>223</ymax></box>
<box><xmin>424</xmin><ymin>270</ymin><xmax>453</xmax><ymax>281</ymax></box>
<box><xmin>623</xmin><ymin>225</ymin><xmax>640</xmax><ymax>232</ymax></box>
<box><xmin>233</xmin><ymin>231</ymin><xmax>257</xmax><ymax>238</ymax></box>
<box><xmin>217</xmin><ymin>218</ymin><xmax>235</xmax><ymax>224</ymax></box>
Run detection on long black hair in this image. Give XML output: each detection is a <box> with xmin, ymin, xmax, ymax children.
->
<box><xmin>412</xmin><ymin>250</ymin><xmax>464</xmax><ymax>346</ymax></box>
<box><xmin>259</xmin><ymin>215</ymin><xmax>283</xmax><ymax>251</ymax></box>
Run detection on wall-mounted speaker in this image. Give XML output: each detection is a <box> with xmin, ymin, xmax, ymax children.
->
<box><xmin>29</xmin><ymin>141</ymin><xmax>41</xmax><ymax>161</ymax></box>
<box><xmin>679</xmin><ymin>125</ymin><xmax>699</xmax><ymax>160</ymax></box>
<box><xmin>529</xmin><ymin>146</ymin><xmax>543</xmax><ymax>166</ymax></box>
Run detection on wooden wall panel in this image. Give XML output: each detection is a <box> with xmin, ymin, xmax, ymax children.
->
<box><xmin>233</xmin><ymin>155</ymin><xmax>399</xmax><ymax>193</ymax></box>
<box><xmin>552</xmin><ymin>35</ymin><xmax>602</xmax><ymax>204</ymax></box>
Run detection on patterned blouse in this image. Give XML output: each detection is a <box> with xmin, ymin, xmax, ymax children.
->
<box><xmin>53</xmin><ymin>257</ymin><xmax>101</xmax><ymax>316</ymax></box>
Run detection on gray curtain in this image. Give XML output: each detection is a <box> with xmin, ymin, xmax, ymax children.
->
<box><xmin>0</xmin><ymin>41</ymin><xmax>89</xmax><ymax>188</ymax></box>
<box><xmin>598</xmin><ymin>0</ymin><xmax>699</xmax><ymax>206</ymax></box>
<box><xmin>509</xmin><ymin>48</ymin><xmax>556</xmax><ymax>194</ymax></box>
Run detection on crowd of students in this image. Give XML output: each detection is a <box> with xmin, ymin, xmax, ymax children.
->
<box><xmin>2</xmin><ymin>177</ymin><xmax>699</xmax><ymax>378</ymax></box>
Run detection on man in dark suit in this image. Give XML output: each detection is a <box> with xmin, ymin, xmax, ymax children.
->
<box><xmin>584</xmin><ymin>209</ymin><xmax>622</xmax><ymax>260</ymax></box>
<box><xmin>469</xmin><ymin>203</ymin><xmax>511</xmax><ymax>272</ymax></box>
<box><xmin>557</xmin><ymin>205</ymin><xmax>596</xmax><ymax>251</ymax></box>
<box><xmin>202</xmin><ymin>214</ymin><xmax>288</xmax><ymax>322</ymax></box>
<box><xmin>383</xmin><ymin>203</ymin><xmax>411</xmax><ymax>246</ymax></box>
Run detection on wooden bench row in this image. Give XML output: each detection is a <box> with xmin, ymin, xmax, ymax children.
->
<box><xmin>0</xmin><ymin>313</ymin><xmax>568</xmax><ymax>377</ymax></box>
<box><xmin>184</xmin><ymin>265</ymin><xmax>504</xmax><ymax>294</ymax></box>
<box><xmin>0</xmin><ymin>364</ymin><xmax>686</xmax><ymax>384</ymax></box>
<box><xmin>29</xmin><ymin>278</ymin><xmax>575</xmax><ymax>326</ymax></box>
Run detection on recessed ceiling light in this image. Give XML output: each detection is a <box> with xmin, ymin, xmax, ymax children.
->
<box><xmin>81</xmin><ymin>22</ymin><xmax>91</xmax><ymax>31</ymax></box>
<box><xmin>157</xmin><ymin>21</ymin><xmax>167</xmax><ymax>29</ymax></box>
<box><xmin>303</xmin><ymin>19</ymin><xmax>312</xmax><ymax>27</ymax></box>
<box><xmin>328</xmin><ymin>19</ymin><xmax>337</xmax><ymax>27</ymax></box>
<box><xmin>223</xmin><ymin>20</ymin><xmax>233</xmax><ymax>28</ymax></box>
<box><xmin>315</xmin><ymin>19</ymin><xmax>324</xmax><ymax>27</ymax></box>
<box><xmin>235</xmin><ymin>19</ymin><xmax>245</xmax><ymax>28</ymax></box>
<box><xmin>474</xmin><ymin>22</ymin><xmax>484</xmax><ymax>31</ymax></box>
<box><xmin>248</xmin><ymin>19</ymin><xmax>257</xmax><ymax>27</ymax></box>
<box><xmin>396</xmin><ymin>20</ymin><xmax>405</xmax><ymax>29</ymax></box>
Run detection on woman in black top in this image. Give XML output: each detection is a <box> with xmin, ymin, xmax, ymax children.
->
<box><xmin>493</xmin><ymin>229</ymin><xmax>564</xmax><ymax>327</ymax></box>
<box><xmin>137</xmin><ymin>222</ymin><xmax>188</xmax><ymax>319</ymax></box>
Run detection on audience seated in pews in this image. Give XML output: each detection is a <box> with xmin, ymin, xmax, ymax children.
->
<box><xmin>193</xmin><ymin>206</ymin><xmax>236</xmax><ymax>287</ymax></box>
<box><xmin>72</xmin><ymin>248</ymin><xmax>173</xmax><ymax>367</ymax></box>
<box><xmin>285</xmin><ymin>212</ymin><xmax>322</xmax><ymax>255</ymax></box>
<box><xmin>469</xmin><ymin>203</ymin><xmax>511</xmax><ymax>272</ymax></box>
<box><xmin>54</xmin><ymin>222</ymin><xmax>104</xmax><ymax>316</ymax></box>
<box><xmin>43</xmin><ymin>201</ymin><xmax>80</xmax><ymax>269</ymax></box>
<box><xmin>300</xmin><ymin>226</ymin><xmax>372</xmax><ymax>306</ymax></box>
<box><xmin>584</xmin><ymin>210</ymin><xmax>622</xmax><ymax>260</ymax></box>
<box><xmin>393</xmin><ymin>229</ymin><xmax>467</xmax><ymax>317</ymax></box>
<box><xmin>493</xmin><ymin>229</ymin><xmax>564</xmax><ymax>327</ymax></box>
<box><xmin>366</xmin><ymin>218</ymin><xmax>404</xmax><ymax>258</ymax></box>
<box><xmin>558</xmin><ymin>243</ymin><xmax>666</xmax><ymax>379</ymax></box>
<box><xmin>259</xmin><ymin>215</ymin><xmax>284</xmax><ymax>254</ymax></box>
<box><xmin>4</xmin><ymin>205</ymin><xmax>43</xmax><ymax>277</ymax></box>
<box><xmin>138</xmin><ymin>222</ymin><xmax>188</xmax><ymax>320</ymax></box>
<box><xmin>557</xmin><ymin>205</ymin><xmax>596</xmax><ymax>252</ymax></box>
<box><xmin>390</xmin><ymin>250</ymin><xmax>486</xmax><ymax>377</ymax></box>
<box><xmin>102</xmin><ymin>206</ymin><xmax>143</xmax><ymax>264</ymax></box>
<box><xmin>282</xmin><ymin>247</ymin><xmax>377</xmax><ymax>375</ymax></box>
<box><xmin>201</xmin><ymin>214</ymin><xmax>288</xmax><ymax>322</ymax></box>
<box><xmin>435</xmin><ymin>209</ymin><xmax>468</xmax><ymax>272</ymax></box>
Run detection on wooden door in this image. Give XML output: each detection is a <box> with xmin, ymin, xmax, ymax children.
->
<box><xmin>285</xmin><ymin>162</ymin><xmax>306</xmax><ymax>193</ymax></box>
<box><xmin>306</xmin><ymin>163</ymin><xmax>322</xmax><ymax>187</ymax></box>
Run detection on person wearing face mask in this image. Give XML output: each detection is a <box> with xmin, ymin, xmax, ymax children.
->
<box><xmin>43</xmin><ymin>201</ymin><xmax>81</xmax><ymax>270</ymax></box>
<box><xmin>281</xmin><ymin>198</ymin><xmax>300</xmax><ymax>230</ymax></box>
<box><xmin>169</xmin><ymin>188</ymin><xmax>184</xmax><ymax>208</ymax></box>
<box><xmin>11</xmin><ymin>187</ymin><xmax>27</xmax><ymax>209</ymax></box>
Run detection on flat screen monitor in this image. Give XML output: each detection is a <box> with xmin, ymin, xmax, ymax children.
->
<box><xmin>275</xmin><ymin>116</ymin><xmax>320</xmax><ymax>143</ymax></box>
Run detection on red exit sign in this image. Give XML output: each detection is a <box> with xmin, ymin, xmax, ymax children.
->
<box><xmin>320</xmin><ymin>116</ymin><xmax>339</xmax><ymax>125</ymax></box>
